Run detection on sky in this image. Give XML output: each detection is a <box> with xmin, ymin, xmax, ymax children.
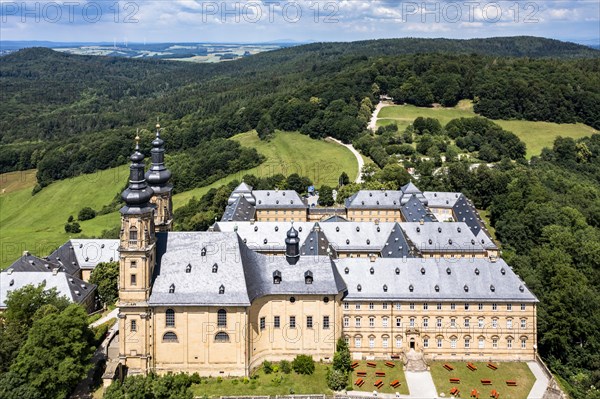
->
<box><xmin>1</xmin><ymin>0</ymin><xmax>599</xmax><ymax>45</ymax></box>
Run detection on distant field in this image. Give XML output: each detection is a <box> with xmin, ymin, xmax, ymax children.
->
<box><xmin>0</xmin><ymin>131</ymin><xmax>358</xmax><ymax>268</ymax></box>
<box><xmin>377</xmin><ymin>100</ymin><xmax>597</xmax><ymax>158</ymax></box>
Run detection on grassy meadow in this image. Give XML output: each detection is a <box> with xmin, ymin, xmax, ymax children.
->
<box><xmin>377</xmin><ymin>100</ymin><xmax>597</xmax><ymax>158</ymax></box>
<box><xmin>0</xmin><ymin>131</ymin><xmax>358</xmax><ymax>268</ymax></box>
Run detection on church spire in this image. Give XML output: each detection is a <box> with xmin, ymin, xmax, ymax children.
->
<box><xmin>120</xmin><ymin>133</ymin><xmax>154</xmax><ymax>215</ymax></box>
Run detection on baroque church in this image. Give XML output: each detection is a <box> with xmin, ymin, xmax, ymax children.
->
<box><xmin>116</xmin><ymin>126</ymin><xmax>538</xmax><ymax>377</ymax></box>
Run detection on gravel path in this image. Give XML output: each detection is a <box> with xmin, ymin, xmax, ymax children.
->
<box><xmin>326</xmin><ymin>137</ymin><xmax>364</xmax><ymax>183</ymax></box>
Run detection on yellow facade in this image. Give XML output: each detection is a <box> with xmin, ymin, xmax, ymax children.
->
<box><xmin>255</xmin><ymin>209</ymin><xmax>308</xmax><ymax>222</ymax></box>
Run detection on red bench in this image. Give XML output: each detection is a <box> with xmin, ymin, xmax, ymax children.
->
<box><xmin>450</xmin><ymin>378</ymin><xmax>461</xmax><ymax>383</ymax></box>
<box><xmin>467</xmin><ymin>362</ymin><xmax>477</xmax><ymax>371</ymax></box>
<box><xmin>385</xmin><ymin>361</ymin><xmax>395</xmax><ymax>368</ymax></box>
<box><xmin>351</xmin><ymin>361</ymin><xmax>359</xmax><ymax>369</ymax></box>
<box><xmin>374</xmin><ymin>379</ymin><xmax>384</xmax><ymax>389</ymax></box>
<box><xmin>450</xmin><ymin>387</ymin><xmax>460</xmax><ymax>395</ymax></box>
<box><xmin>491</xmin><ymin>389</ymin><xmax>500</xmax><ymax>398</ymax></box>
<box><xmin>354</xmin><ymin>378</ymin><xmax>365</xmax><ymax>387</ymax></box>
<box><xmin>375</xmin><ymin>371</ymin><xmax>386</xmax><ymax>377</ymax></box>
<box><xmin>367</xmin><ymin>362</ymin><xmax>376</xmax><ymax>368</ymax></box>
<box><xmin>506</xmin><ymin>380</ymin><xmax>517</xmax><ymax>386</ymax></box>
<box><xmin>481</xmin><ymin>379</ymin><xmax>492</xmax><ymax>385</ymax></box>
<box><xmin>487</xmin><ymin>362</ymin><xmax>498</xmax><ymax>370</ymax></box>
<box><xmin>390</xmin><ymin>379</ymin><xmax>401</xmax><ymax>388</ymax></box>
<box><xmin>356</xmin><ymin>371</ymin><xmax>367</xmax><ymax>377</ymax></box>
<box><xmin>471</xmin><ymin>389</ymin><xmax>480</xmax><ymax>398</ymax></box>
<box><xmin>444</xmin><ymin>363</ymin><xmax>455</xmax><ymax>371</ymax></box>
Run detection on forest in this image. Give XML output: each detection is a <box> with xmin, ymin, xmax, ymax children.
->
<box><xmin>0</xmin><ymin>37</ymin><xmax>598</xmax><ymax>191</ymax></box>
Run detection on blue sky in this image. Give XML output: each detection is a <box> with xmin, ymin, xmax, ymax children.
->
<box><xmin>1</xmin><ymin>1</ymin><xmax>598</xmax><ymax>44</ymax></box>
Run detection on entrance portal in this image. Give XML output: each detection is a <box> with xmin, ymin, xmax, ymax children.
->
<box><xmin>410</xmin><ymin>338</ymin><xmax>415</xmax><ymax>350</ymax></box>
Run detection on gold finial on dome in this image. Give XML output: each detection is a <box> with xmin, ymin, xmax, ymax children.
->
<box><xmin>135</xmin><ymin>129</ymin><xmax>140</xmax><ymax>145</ymax></box>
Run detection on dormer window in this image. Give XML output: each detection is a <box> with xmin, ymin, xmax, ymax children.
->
<box><xmin>416</xmin><ymin>227</ymin><xmax>420</xmax><ymax>233</ymax></box>
<box><xmin>273</xmin><ymin>270</ymin><xmax>282</xmax><ymax>284</ymax></box>
<box><xmin>346</xmin><ymin>239</ymin><xmax>350</xmax><ymax>245</ymax></box>
<box><xmin>304</xmin><ymin>270</ymin><xmax>313</xmax><ymax>284</ymax></box>
<box><xmin>344</xmin><ymin>267</ymin><xmax>349</xmax><ymax>274</ymax></box>
<box><xmin>438</xmin><ymin>227</ymin><xmax>442</xmax><ymax>233</ymax></box>
<box><xmin>395</xmin><ymin>268</ymin><xmax>400</xmax><ymax>275</ymax></box>
<box><xmin>219</xmin><ymin>285</ymin><xmax>225</xmax><ymax>294</ymax></box>
<box><xmin>409</xmin><ymin>284</ymin><xmax>414</xmax><ymax>292</ymax></box>
<box><xmin>275</xmin><ymin>226</ymin><xmax>279</xmax><ymax>232</ymax></box>
<box><xmin>357</xmin><ymin>284</ymin><xmax>362</xmax><ymax>292</ymax></box>
<box><xmin>370</xmin><ymin>267</ymin><xmax>375</xmax><ymax>275</ymax></box>
<box><xmin>254</xmin><ymin>226</ymin><xmax>258</xmax><ymax>232</ymax></box>
<box><xmin>448</xmin><ymin>239</ymin><xmax>453</xmax><ymax>245</ymax></box>
<box><xmin>383</xmin><ymin>284</ymin><xmax>388</xmax><ymax>292</ymax></box>
<box><xmin>366</xmin><ymin>239</ymin><xmax>370</xmax><ymax>245</ymax></box>
<box><xmin>457</xmin><ymin>227</ymin><xmax>461</xmax><ymax>233</ymax></box>
<box><xmin>212</xmin><ymin>263</ymin><xmax>218</xmax><ymax>273</ymax></box>
<box><xmin>263</xmin><ymin>238</ymin><xmax>268</xmax><ymax>244</ymax></box>
<box><xmin>356</xmin><ymin>226</ymin><xmax>360</xmax><ymax>232</ymax></box>
<box><xmin>501</xmin><ymin>268</ymin><xmax>506</xmax><ymax>275</ymax></box>
<box><xmin>519</xmin><ymin>285</ymin><xmax>525</xmax><ymax>292</ymax></box>
<box><xmin>185</xmin><ymin>264</ymin><xmax>192</xmax><ymax>273</ymax></box>
<box><xmin>169</xmin><ymin>284</ymin><xmax>175</xmax><ymax>293</ymax></box>
<box><xmin>201</xmin><ymin>247</ymin><xmax>207</xmax><ymax>256</ymax></box>
<box><xmin>475</xmin><ymin>268</ymin><xmax>480</xmax><ymax>275</ymax></box>
<box><xmin>446</xmin><ymin>267</ymin><xmax>451</xmax><ymax>275</ymax></box>
<box><xmin>376</xmin><ymin>226</ymin><xmax>380</xmax><ymax>232</ymax></box>
<box><xmin>336</xmin><ymin>226</ymin><xmax>340</xmax><ymax>232</ymax></box>
<box><xmin>435</xmin><ymin>284</ymin><xmax>440</xmax><ymax>292</ymax></box>
<box><xmin>464</xmin><ymin>285</ymin><xmax>469</xmax><ymax>292</ymax></box>
<box><xmin>490</xmin><ymin>285</ymin><xmax>496</xmax><ymax>292</ymax></box>
<box><xmin>420</xmin><ymin>268</ymin><xmax>426</xmax><ymax>275</ymax></box>
<box><xmin>428</xmin><ymin>239</ymin><xmax>433</xmax><ymax>245</ymax></box>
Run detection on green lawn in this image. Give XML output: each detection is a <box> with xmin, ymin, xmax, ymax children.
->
<box><xmin>349</xmin><ymin>360</ymin><xmax>409</xmax><ymax>395</ymax></box>
<box><xmin>429</xmin><ymin>361</ymin><xmax>535</xmax><ymax>399</ymax></box>
<box><xmin>191</xmin><ymin>362</ymin><xmax>332</xmax><ymax>397</ymax></box>
<box><xmin>377</xmin><ymin>100</ymin><xmax>597</xmax><ymax>158</ymax></box>
<box><xmin>0</xmin><ymin>131</ymin><xmax>358</xmax><ymax>268</ymax></box>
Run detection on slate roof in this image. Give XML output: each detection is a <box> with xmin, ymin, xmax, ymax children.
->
<box><xmin>253</xmin><ymin>190</ymin><xmax>307</xmax><ymax>209</ymax></box>
<box><xmin>452</xmin><ymin>195</ymin><xmax>497</xmax><ymax>250</ymax></box>
<box><xmin>336</xmin><ymin>257</ymin><xmax>537</xmax><ymax>302</ymax></box>
<box><xmin>400</xmin><ymin>195</ymin><xmax>437</xmax><ymax>222</ymax></box>
<box><xmin>6</xmin><ymin>254</ymin><xmax>63</xmax><ymax>273</ymax></box>
<box><xmin>213</xmin><ymin>222</ymin><xmax>313</xmax><ymax>251</ymax></box>
<box><xmin>321</xmin><ymin>215</ymin><xmax>349</xmax><ymax>222</ymax></box>
<box><xmin>423</xmin><ymin>191</ymin><xmax>462</xmax><ymax>209</ymax></box>
<box><xmin>149</xmin><ymin>232</ymin><xmax>251</xmax><ymax>306</ymax></box>
<box><xmin>400</xmin><ymin>182</ymin><xmax>427</xmax><ymax>205</ymax></box>
<box><xmin>48</xmin><ymin>239</ymin><xmax>119</xmax><ymax>273</ymax></box>
<box><xmin>221</xmin><ymin>195</ymin><xmax>256</xmax><ymax>222</ymax></box>
<box><xmin>300</xmin><ymin>223</ymin><xmax>331</xmax><ymax>257</ymax></box>
<box><xmin>242</xmin><ymin>249</ymin><xmax>346</xmax><ymax>302</ymax></box>
<box><xmin>400</xmin><ymin>222</ymin><xmax>486</xmax><ymax>254</ymax></box>
<box><xmin>0</xmin><ymin>269</ymin><xmax>96</xmax><ymax>309</ymax></box>
<box><xmin>345</xmin><ymin>190</ymin><xmax>402</xmax><ymax>209</ymax></box>
<box><xmin>381</xmin><ymin>223</ymin><xmax>414</xmax><ymax>258</ymax></box>
<box><xmin>228</xmin><ymin>182</ymin><xmax>255</xmax><ymax>205</ymax></box>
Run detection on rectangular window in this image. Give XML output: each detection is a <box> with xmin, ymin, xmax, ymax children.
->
<box><xmin>356</xmin><ymin>318</ymin><xmax>361</xmax><ymax>328</ymax></box>
<box><xmin>344</xmin><ymin>336</ymin><xmax>350</xmax><ymax>345</ymax></box>
<box><xmin>492</xmin><ymin>319</ymin><xmax>498</xmax><ymax>328</ymax></box>
<box><xmin>465</xmin><ymin>303</ymin><xmax>470</xmax><ymax>310</ymax></box>
<box><xmin>130</xmin><ymin>320</ymin><xmax>137</xmax><ymax>332</ymax></box>
<box><xmin>218</xmin><ymin>311</ymin><xmax>227</xmax><ymax>327</ymax></box>
<box><xmin>437</xmin><ymin>303</ymin><xmax>442</xmax><ymax>310</ymax></box>
<box><xmin>436</xmin><ymin>318</ymin><xmax>442</xmax><ymax>328</ymax></box>
<box><xmin>130</xmin><ymin>261</ymin><xmax>137</xmax><ymax>268</ymax></box>
<box><xmin>479</xmin><ymin>338</ymin><xmax>484</xmax><ymax>349</ymax></box>
<box><xmin>423</xmin><ymin>319</ymin><xmax>429</xmax><ymax>328</ymax></box>
<box><xmin>396</xmin><ymin>338</ymin><xmax>402</xmax><ymax>348</ymax></box>
<box><xmin>344</xmin><ymin>302</ymin><xmax>349</xmax><ymax>310</ymax></box>
<box><xmin>423</xmin><ymin>338</ymin><xmax>429</xmax><ymax>348</ymax></box>
<box><xmin>464</xmin><ymin>319</ymin><xmax>470</xmax><ymax>328</ymax></box>
<box><xmin>369</xmin><ymin>302</ymin><xmax>374</xmax><ymax>310</ymax></box>
<box><xmin>307</xmin><ymin>316</ymin><xmax>313</xmax><ymax>329</ymax></box>
<box><xmin>450</xmin><ymin>319</ymin><xmax>456</xmax><ymax>327</ymax></box>
<box><xmin>323</xmin><ymin>316</ymin><xmax>330</xmax><ymax>329</ymax></box>
<box><xmin>369</xmin><ymin>337</ymin><xmax>375</xmax><ymax>348</ymax></box>
<box><xmin>507</xmin><ymin>304</ymin><xmax>512</xmax><ymax>311</ymax></box>
<box><xmin>507</xmin><ymin>339</ymin><xmax>513</xmax><ymax>349</ymax></box>
<box><xmin>492</xmin><ymin>303</ymin><xmax>497</xmax><ymax>311</ymax></box>
<box><xmin>521</xmin><ymin>304</ymin><xmax>526</xmax><ymax>311</ymax></box>
<box><xmin>289</xmin><ymin>316</ymin><xmax>296</xmax><ymax>329</ymax></box>
<box><xmin>343</xmin><ymin>317</ymin><xmax>349</xmax><ymax>328</ymax></box>
<box><xmin>260</xmin><ymin>317</ymin><xmax>266</xmax><ymax>330</ymax></box>
<box><xmin>521</xmin><ymin>319</ymin><xmax>527</xmax><ymax>329</ymax></box>
<box><xmin>409</xmin><ymin>318</ymin><xmax>415</xmax><ymax>327</ymax></box>
<box><xmin>383</xmin><ymin>318</ymin><xmax>389</xmax><ymax>328</ymax></box>
<box><xmin>355</xmin><ymin>303</ymin><xmax>361</xmax><ymax>310</ymax></box>
<box><xmin>521</xmin><ymin>339</ymin><xmax>526</xmax><ymax>349</ymax></box>
<box><xmin>423</xmin><ymin>303</ymin><xmax>428</xmax><ymax>310</ymax></box>
<box><xmin>355</xmin><ymin>337</ymin><xmax>362</xmax><ymax>348</ymax></box>
<box><xmin>451</xmin><ymin>339</ymin><xmax>457</xmax><ymax>349</ymax></box>
<box><xmin>382</xmin><ymin>303</ymin><xmax>388</xmax><ymax>310</ymax></box>
<box><xmin>396</xmin><ymin>317</ymin><xmax>401</xmax><ymax>327</ymax></box>
<box><xmin>492</xmin><ymin>339</ymin><xmax>498</xmax><ymax>348</ymax></box>
<box><xmin>450</xmin><ymin>303</ymin><xmax>456</xmax><ymax>310</ymax></box>
<box><xmin>478</xmin><ymin>303</ymin><xmax>484</xmax><ymax>311</ymax></box>
<box><xmin>409</xmin><ymin>303</ymin><xmax>415</xmax><ymax>310</ymax></box>
<box><xmin>274</xmin><ymin>316</ymin><xmax>280</xmax><ymax>328</ymax></box>
<box><xmin>465</xmin><ymin>338</ymin><xmax>470</xmax><ymax>348</ymax></box>
<box><xmin>130</xmin><ymin>274</ymin><xmax>137</xmax><ymax>286</ymax></box>
<box><xmin>437</xmin><ymin>338</ymin><xmax>443</xmax><ymax>348</ymax></box>
<box><xmin>478</xmin><ymin>319</ymin><xmax>484</xmax><ymax>329</ymax></box>
<box><xmin>383</xmin><ymin>337</ymin><xmax>389</xmax><ymax>348</ymax></box>
<box><xmin>395</xmin><ymin>303</ymin><xmax>401</xmax><ymax>311</ymax></box>
<box><xmin>369</xmin><ymin>317</ymin><xmax>375</xmax><ymax>328</ymax></box>
<box><xmin>507</xmin><ymin>319</ymin><xmax>513</xmax><ymax>329</ymax></box>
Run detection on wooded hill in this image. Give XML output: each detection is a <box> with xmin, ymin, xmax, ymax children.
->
<box><xmin>0</xmin><ymin>36</ymin><xmax>598</xmax><ymax>192</ymax></box>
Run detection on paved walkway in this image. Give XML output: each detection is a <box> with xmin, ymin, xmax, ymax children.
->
<box><xmin>367</xmin><ymin>101</ymin><xmax>393</xmax><ymax>131</ymax></box>
<box><xmin>326</xmin><ymin>137</ymin><xmax>364</xmax><ymax>183</ymax></box>
<box><xmin>527</xmin><ymin>361</ymin><xmax>549</xmax><ymax>399</ymax></box>
<box><xmin>90</xmin><ymin>308</ymin><xmax>119</xmax><ymax>328</ymax></box>
<box><xmin>404</xmin><ymin>371</ymin><xmax>438</xmax><ymax>399</ymax></box>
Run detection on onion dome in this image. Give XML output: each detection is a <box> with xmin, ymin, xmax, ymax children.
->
<box><xmin>120</xmin><ymin>135</ymin><xmax>154</xmax><ymax>215</ymax></box>
<box><xmin>145</xmin><ymin>123</ymin><xmax>172</xmax><ymax>193</ymax></box>
<box><xmin>285</xmin><ymin>223</ymin><xmax>300</xmax><ymax>264</ymax></box>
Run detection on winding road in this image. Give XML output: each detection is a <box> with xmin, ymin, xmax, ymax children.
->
<box><xmin>367</xmin><ymin>100</ymin><xmax>394</xmax><ymax>131</ymax></box>
<box><xmin>326</xmin><ymin>137</ymin><xmax>364</xmax><ymax>184</ymax></box>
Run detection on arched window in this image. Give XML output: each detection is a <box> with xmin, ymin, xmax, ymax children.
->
<box><xmin>163</xmin><ymin>332</ymin><xmax>178</xmax><ymax>342</ymax></box>
<box><xmin>166</xmin><ymin>309</ymin><xmax>175</xmax><ymax>327</ymax></box>
<box><xmin>215</xmin><ymin>332</ymin><xmax>230</xmax><ymax>342</ymax></box>
<box><xmin>129</xmin><ymin>226</ymin><xmax>138</xmax><ymax>245</ymax></box>
<box><xmin>217</xmin><ymin>309</ymin><xmax>227</xmax><ymax>327</ymax></box>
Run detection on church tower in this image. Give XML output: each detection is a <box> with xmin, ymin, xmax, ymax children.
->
<box><xmin>145</xmin><ymin>123</ymin><xmax>173</xmax><ymax>232</ymax></box>
<box><xmin>118</xmin><ymin>135</ymin><xmax>156</xmax><ymax>374</ymax></box>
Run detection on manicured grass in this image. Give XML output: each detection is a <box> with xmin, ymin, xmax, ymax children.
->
<box><xmin>429</xmin><ymin>361</ymin><xmax>535</xmax><ymax>399</ymax></box>
<box><xmin>0</xmin><ymin>169</ymin><xmax>37</xmax><ymax>194</ymax></box>
<box><xmin>0</xmin><ymin>131</ymin><xmax>358</xmax><ymax>268</ymax></box>
<box><xmin>191</xmin><ymin>362</ymin><xmax>332</xmax><ymax>397</ymax></box>
<box><xmin>377</xmin><ymin>101</ymin><xmax>598</xmax><ymax>158</ymax></box>
<box><xmin>349</xmin><ymin>360</ymin><xmax>409</xmax><ymax>395</ymax></box>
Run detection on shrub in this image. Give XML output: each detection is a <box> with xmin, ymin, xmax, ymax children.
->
<box><xmin>216</xmin><ymin>376</ymin><xmax>223</xmax><ymax>383</ymax></box>
<box><xmin>271</xmin><ymin>374</ymin><xmax>283</xmax><ymax>385</ymax></box>
<box><xmin>280</xmin><ymin>360</ymin><xmax>292</xmax><ymax>374</ymax></box>
<box><xmin>64</xmin><ymin>221</ymin><xmax>82</xmax><ymax>233</ymax></box>
<box><xmin>78</xmin><ymin>206</ymin><xmax>96</xmax><ymax>221</ymax></box>
<box><xmin>263</xmin><ymin>360</ymin><xmax>273</xmax><ymax>374</ymax></box>
<box><xmin>327</xmin><ymin>368</ymin><xmax>348</xmax><ymax>391</ymax></box>
<box><xmin>292</xmin><ymin>354</ymin><xmax>315</xmax><ymax>375</ymax></box>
